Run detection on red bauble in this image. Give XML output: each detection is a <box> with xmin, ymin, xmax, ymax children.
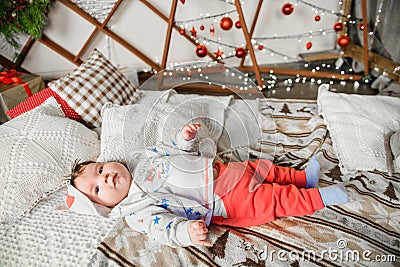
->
<box><xmin>235</xmin><ymin>47</ymin><xmax>246</xmax><ymax>58</ymax></box>
<box><xmin>306</xmin><ymin>41</ymin><xmax>312</xmax><ymax>50</ymax></box>
<box><xmin>196</xmin><ymin>45</ymin><xmax>208</xmax><ymax>57</ymax></box>
<box><xmin>235</xmin><ymin>20</ymin><xmax>241</xmax><ymax>29</ymax></box>
<box><xmin>210</xmin><ymin>24</ymin><xmax>215</xmax><ymax>36</ymax></box>
<box><xmin>179</xmin><ymin>28</ymin><xmax>185</xmax><ymax>35</ymax></box>
<box><xmin>314</xmin><ymin>15</ymin><xmax>320</xmax><ymax>21</ymax></box>
<box><xmin>358</xmin><ymin>23</ymin><xmax>365</xmax><ymax>31</ymax></box>
<box><xmin>337</xmin><ymin>35</ymin><xmax>350</xmax><ymax>48</ymax></box>
<box><xmin>200</xmin><ymin>25</ymin><xmax>205</xmax><ymax>31</ymax></box>
<box><xmin>220</xmin><ymin>17</ymin><xmax>233</xmax><ymax>31</ymax></box>
<box><xmin>258</xmin><ymin>45</ymin><xmax>264</xmax><ymax>50</ymax></box>
<box><xmin>334</xmin><ymin>22</ymin><xmax>344</xmax><ymax>32</ymax></box>
<box><xmin>281</xmin><ymin>3</ymin><xmax>294</xmax><ymax>16</ymax></box>
<box><xmin>179</xmin><ymin>0</ymin><xmax>185</xmax><ymax>3</ymax></box>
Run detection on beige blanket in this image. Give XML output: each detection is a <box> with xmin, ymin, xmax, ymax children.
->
<box><xmin>93</xmin><ymin>98</ymin><xmax>399</xmax><ymax>266</ymax></box>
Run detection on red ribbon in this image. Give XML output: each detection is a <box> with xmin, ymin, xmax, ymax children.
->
<box><xmin>0</xmin><ymin>69</ymin><xmax>33</xmax><ymax>97</ymax></box>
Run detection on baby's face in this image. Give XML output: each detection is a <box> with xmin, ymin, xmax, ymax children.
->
<box><xmin>74</xmin><ymin>162</ymin><xmax>132</xmax><ymax>207</ymax></box>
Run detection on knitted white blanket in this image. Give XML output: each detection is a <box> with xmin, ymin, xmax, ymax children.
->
<box><xmin>0</xmin><ymin>187</ymin><xmax>115</xmax><ymax>266</ymax></box>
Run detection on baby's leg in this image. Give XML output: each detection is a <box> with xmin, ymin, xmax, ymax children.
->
<box><xmin>248</xmin><ymin>157</ymin><xmax>320</xmax><ymax>189</ymax></box>
<box><xmin>248</xmin><ymin>159</ymin><xmax>307</xmax><ymax>188</ymax></box>
<box><xmin>212</xmin><ymin>182</ymin><xmax>325</xmax><ymax>227</ymax></box>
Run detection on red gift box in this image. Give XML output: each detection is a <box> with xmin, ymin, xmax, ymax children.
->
<box><xmin>0</xmin><ymin>70</ymin><xmax>45</xmax><ymax>123</ymax></box>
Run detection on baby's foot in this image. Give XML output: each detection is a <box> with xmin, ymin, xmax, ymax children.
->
<box><xmin>319</xmin><ymin>184</ymin><xmax>349</xmax><ymax>206</ymax></box>
<box><xmin>305</xmin><ymin>156</ymin><xmax>320</xmax><ymax>188</ymax></box>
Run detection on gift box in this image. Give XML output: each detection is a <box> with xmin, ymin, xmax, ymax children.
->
<box><xmin>0</xmin><ymin>70</ymin><xmax>45</xmax><ymax>123</ymax></box>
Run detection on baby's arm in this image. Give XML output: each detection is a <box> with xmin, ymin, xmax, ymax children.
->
<box><xmin>188</xmin><ymin>220</ymin><xmax>213</xmax><ymax>247</ymax></box>
<box><xmin>125</xmin><ymin>204</ymin><xmax>212</xmax><ymax>248</ymax></box>
<box><xmin>181</xmin><ymin>122</ymin><xmax>201</xmax><ymax>141</ymax></box>
<box><xmin>175</xmin><ymin>122</ymin><xmax>201</xmax><ymax>151</ymax></box>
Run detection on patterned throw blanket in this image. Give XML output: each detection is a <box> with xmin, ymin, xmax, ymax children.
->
<box><xmin>93</xmin><ymin>98</ymin><xmax>399</xmax><ymax>267</ymax></box>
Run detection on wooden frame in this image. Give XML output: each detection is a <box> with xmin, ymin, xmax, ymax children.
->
<box><xmin>1</xmin><ymin>0</ymin><xmax>398</xmax><ymax>85</ymax></box>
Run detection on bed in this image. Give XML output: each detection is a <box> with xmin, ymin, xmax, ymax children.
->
<box><xmin>0</xmin><ymin>50</ymin><xmax>399</xmax><ymax>266</ymax></box>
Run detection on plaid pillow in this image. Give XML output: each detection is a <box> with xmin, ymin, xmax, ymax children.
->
<box><xmin>48</xmin><ymin>49</ymin><xmax>138</xmax><ymax>128</ymax></box>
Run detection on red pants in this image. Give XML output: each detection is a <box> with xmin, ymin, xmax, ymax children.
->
<box><xmin>211</xmin><ymin>160</ymin><xmax>324</xmax><ymax>227</ymax></box>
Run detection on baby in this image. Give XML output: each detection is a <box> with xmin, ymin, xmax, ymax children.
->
<box><xmin>67</xmin><ymin>122</ymin><xmax>349</xmax><ymax>248</ymax></box>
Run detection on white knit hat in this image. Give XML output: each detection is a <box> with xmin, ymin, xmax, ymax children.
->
<box><xmin>65</xmin><ymin>184</ymin><xmax>112</xmax><ymax>217</ymax></box>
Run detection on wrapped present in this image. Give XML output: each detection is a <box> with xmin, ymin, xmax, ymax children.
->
<box><xmin>0</xmin><ymin>70</ymin><xmax>45</xmax><ymax>123</ymax></box>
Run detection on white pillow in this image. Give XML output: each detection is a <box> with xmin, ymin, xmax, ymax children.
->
<box><xmin>98</xmin><ymin>92</ymin><xmax>232</xmax><ymax>163</ymax></box>
<box><xmin>97</xmin><ymin>89</ymin><xmax>175</xmax><ymax>163</ymax></box>
<box><xmin>97</xmin><ymin>102</ymin><xmax>154</xmax><ymax>163</ymax></box>
<box><xmin>317</xmin><ymin>84</ymin><xmax>400</xmax><ymax>174</ymax></box>
<box><xmin>135</xmin><ymin>89</ymin><xmax>174</xmax><ymax>104</ymax></box>
<box><xmin>0</xmin><ymin>97</ymin><xmax>100</xmax><ymax>223</ymax></box>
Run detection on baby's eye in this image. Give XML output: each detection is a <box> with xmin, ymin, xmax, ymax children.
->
<box><xmin>95</xmin><ymin>185</ymin><xmax>100</xmax><ymax>194</ymax></box>
<box><xmin>99</xmin><ymin>166</ymin><xmax>103</xmax><ymax>174</ymax></box>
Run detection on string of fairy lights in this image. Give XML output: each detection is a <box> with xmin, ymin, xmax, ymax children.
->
<box><xmin>174</xmin><ymin>9</ymin><xmax>237</xmax><ymax>24</ymax></box>
<box><xmin>74</xmin><ymin>0</ymin><xmax>399</xmax><ymax>90</ymax></box>
<box><xmin>173</xmin><ymin>0</ymin><xmax>357</xmax><ymax>65</ymax></box>
<box><xmin>175</xmin><ymin>0</ymin><xmax>360</xmax><ymax>56</ymax></box>
<box><xmin>171</xmin><ymin>0</ymin><xmax>356</xmax><ymax>90</ymax></box>
<box><xmin>71</xmin><ymin>0</ymin><xmax>117</xmax><ymax>23</ymax></box>
<box><xmin>174</xmin><ymin>0</ymin><xmax>400</xmax><ymax>89</ymax></box>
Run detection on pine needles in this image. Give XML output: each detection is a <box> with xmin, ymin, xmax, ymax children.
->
<box><xmin>0</xmin><ymin>0</ymin><xmax>53</xmax><ymax>48</ymax></box>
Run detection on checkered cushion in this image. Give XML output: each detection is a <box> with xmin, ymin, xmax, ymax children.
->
<box><xmin>48</xmin><ymin>49</ymin><xmax>138</xmax><ymax>128</ymax></box>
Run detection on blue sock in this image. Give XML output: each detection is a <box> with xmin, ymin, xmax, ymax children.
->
<box><xmin>319</xmin><ymin>184</ymin><xmax>349</xmax><ymax>206</ymax></box>
<box><xmin>305</xmin><ymin>156</ymin><xmax>320</xmax><ymax>188</ymax></box>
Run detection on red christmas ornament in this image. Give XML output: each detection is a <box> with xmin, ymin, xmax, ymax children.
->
<box><xmin>314</xmin><ymin>15</ymin><xmax>320</xmax><ymax>21</ymax></box>
<box><xmin>214</xmin><ymin>49</ymin><xmax>224</xmax><ymax>58</ymax></box>
<box><xmin>180</xmin><ymin>0</ymin><xmax>185</xmax><ymax>4</ymax></box>
<box><xmin>196</xmin><ymin>45</ymin><xmax>208</xmax><ymax>57</ymax></box>
<box><xmin>235</xmin><ymin>47</ymin><xmax>246</xmax><ymax>58</ymax></box>
<box><xmin>179</xmin><ymin>28</ymin><xmax>185</xmax><ymax>35</ymax></box>
<box><xmin>210</xmin><ymin>24</ymin><xmax>215</xmax><ymax>36</ymax></box>
<box><xmin>358</xmin><ymin>23</ymin><xmax>365</xmax><ymax>31</ymax></box>
<box><xmin>200</xmin><ymin>25</ymin><xmax>205</xmax><ymax>31</ymax></box>
<box><xmin>306</xmin><ymin>41</ymin><xmax>312</xmax><ymax>50</ymax></box>
<box><xmin>190</xmin><ymin>26</ymin><xmax>197</xmax><ymax>37</ymax></box>
<box><xmin>337</xmin><ymin>35</ymin><xmax>350</xmax><ymax>48</ymax></box>
<box><xmin>258</xmin><ymin>45</ymin><xmax>264</xmax><ymax>50</ymax></box>
<box><xmin>235</xmin><ymin>20</ymin><xmax>241</xmax><ymax>29</ymax></box>
<box><xmin>220</xmin><ymin>17</ymin><xmax>233</xmax><ymax>31</ymax></box>
<box><xmin>281</xmin><ymin>3</ymin><xmax>294</xmax><ymax>16</ymax></box>
<box><xmin>334</xmin><ymin>22</ymin><xmax>344</xmax><ymax>32</ymax></box>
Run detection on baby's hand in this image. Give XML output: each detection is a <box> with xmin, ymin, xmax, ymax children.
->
<box><xmin>181</xmin><ymin>122</ymin><xmax>201</xmax><ymax>141</ymax></box>
<box><xmin>188</xmin><ymin>220</ymin><xmax>213</xmax><ymax>247</ymax></box>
